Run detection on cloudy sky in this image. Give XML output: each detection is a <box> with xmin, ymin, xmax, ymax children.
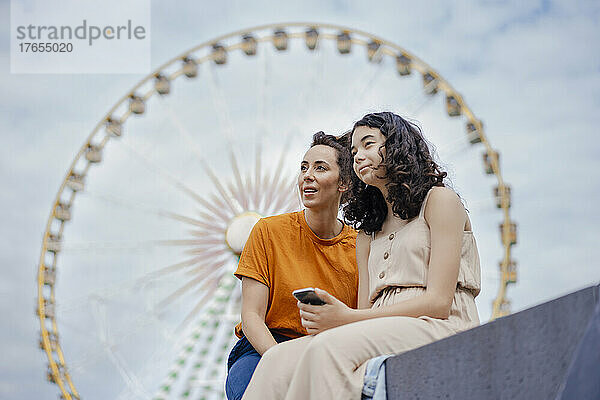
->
<box><xmin>2</xmin><ymin>0</ymin><xmax>599</xmax><ymax>398</ymax></box>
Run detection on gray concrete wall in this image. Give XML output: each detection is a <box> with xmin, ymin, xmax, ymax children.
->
<box><xmin>385</xmin><ymin>285</ymin><xmax>599</xmax><ymax>400</ymax></box>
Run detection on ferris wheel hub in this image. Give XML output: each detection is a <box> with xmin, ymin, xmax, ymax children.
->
<box><xmin>225</xmin><ymin>212</ymin><xmax>262</xmax><ymax>255</ymax></box>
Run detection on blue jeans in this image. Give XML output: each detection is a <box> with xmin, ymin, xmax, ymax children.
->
<box><xmin>225</xmin><ymin>332</ymin><xmax>292</xmax><ymax>400</ymax></box>
<box><xmin>362</xmin><ymin>355</ymin><xmax>393</xmax><ymax>400</ymax></box>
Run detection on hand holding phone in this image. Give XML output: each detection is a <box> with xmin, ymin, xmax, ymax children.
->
<box><xmin>292</xmin><ymin>287</ymin><xmax>326</xmax><ymax>305</ymax></box>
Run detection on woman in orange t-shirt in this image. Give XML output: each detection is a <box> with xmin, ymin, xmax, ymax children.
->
<box><xmin>225</xmin><ymin>132</ymin><xmax>358</xmax><ymax>400</ymax></box>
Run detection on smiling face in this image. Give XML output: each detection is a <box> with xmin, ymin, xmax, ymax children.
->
<box><xmin>298</xmin><ymin>145</ymin><xmax>345</xmax><ymax>210</ymax></box>
<box><xmin>351</xmin><ymin>126</ymin><xmax>388</xmax><ymax>187</ymax></box>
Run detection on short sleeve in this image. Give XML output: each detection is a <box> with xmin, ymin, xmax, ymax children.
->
<box><xmin>234</xmin><ymin>219</ymin><xmax>270</xmax><ymax>287</ymax></box>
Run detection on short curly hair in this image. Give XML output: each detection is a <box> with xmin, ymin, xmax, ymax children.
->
<box><xmin>343</xmin><ymin>112</ymin><xmax>447</xmax><ymax>234</ymax></box>
<box><xmin>309</xmin><ymin>131</ymin><xmax>353</xmax><ymax>204</ymax></box>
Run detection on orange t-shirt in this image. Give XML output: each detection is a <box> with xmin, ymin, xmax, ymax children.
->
<box><xmin>234</xmin><ymin>211</ymin><xmax>358</xmax><ymax>339</ymax></box>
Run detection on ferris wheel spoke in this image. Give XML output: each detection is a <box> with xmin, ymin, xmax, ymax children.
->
<box><xmin>439</xmin><ymin>143</ymin><xmax>472</xmax><ymax>161</ymax></box>
<box><xmin>192</xmin><ymin>193</ymin><xmax>232</xmax><ymax>224</ymax></box>
<box><xmin>252</xmin><ymin>142</ymin><xmax>263</xmax><ymax>209</ymax></box>
<box><xmin>77</xmin><ymin>189</ymin><xmax>228</xmax><ymax>237</ymax></box>
<box><xmin>206</xmin><ymin>63</ymin><xmax>236</xmax><ymax>146</ymax></box>
<box><xmin>226</xmin><ymin>182</ymin><xmax>244</xmax><ymax>212</ymax></box>
<box><xmin>409</xmin><ymin>92</ymin><xmax>436</xmax><ymax>117</ymax></box>
<box><xmin>89</xmin><ymin>294</ymin><xmax>109</xmax><ymax>344</ymax></box>
<box><xmin>200</xmin><ymin>159</ymin><xmax>243</xmax><ymax>216</ymax></box>
<box><xmin>185</xmin><ymin>254</ymin><xmax>230</xmax><ymax>276</ymax></box>
<box><xmin>397</xmin><ymin>83</ymin><xmax>429</xmax><ymax>116</ymax></box>
<box><xmin>155</xmin><ymin>267</ymin><xmax>223</xmax><ymax>312</ymax></box>
<box><xmin>186</xmin><ymin>228</ymin><xmax>225</xmax><ymax>240</ymax></box>
<box><xmin>57</xmin><ymin>240</ymin><xmax>161</xmax><ymax>253</ymax></box>
<box><xmin>205</xmin><ymin>192</ymin><xmax>236</xmax><ymax>222</ymax></box>
<box><xmin>157</xmin><ymin>238</ymin><xmax>226</xmax><ymax>246</ymax></box>
<box><xmin>161</xmin><ymin>96</ymin><xmax>245</xmax><ymax>217</ymax></box>
<box><xmin>242</xmin><ymin>171</ymin><xmax>257</xmax><ymax>211</ymax></box>
<box><xmin>435</xmin><ymin>131</ymin><xmax>472</xmax><ymax>154</ymax></box>
<box><xmin>57</xmin><ymin>312</ymin><xmax>98</xmax><ymax>338</ymax></box>
<box><xmin>136</xmin><ymin>255</ymin><xmax>208</xmax><ymax>283</ymax></box>
<box><xmin>56</xmin><ymin>254</ymin><xmax>219</xmax><ymax>317</ymax></box>
<box><xmin>262</xmin><ymin>168</ymin><xmax>284</xmax><ymax>212</ymax></box>
<box><xmin>185</xmin><ymin>254</ymin><xmax>230</xmax><ymax>277</ymax></box>
<box><xmin>57</xmin><ymin>326</ymin><xmax>120</xmax><ymax>381</ymax></box>
<box><xmin>56</xmin><ymin>280</ymin><xmax>144</xmax><ymax>315</ymax></box>
<box><xmin>155</xmin><ymin>210</ymin><xmax>221</xmax><ymax>232</ymax></box>
<box><xmin>60</xmin><ymin>311</ymin><xmax>172</xmax><ymax>394</ymax></box>
<box><xmin>160</xmin><ymin>96</ymin><xmax>251</xmax><ymax>220</ymax></box>
<box><xmin>262</xmin><ymin>135</ymin><xmax>296</xmax><ymax>211</ymax></box>
<box><xmin>339</xmin><ymin>55</ymin><xmax>386</xmax><ymax>119</ymax></box>
<box><xmin>255</xmin><ymin>45</ymin><xmax>272</xmax><ymax>140</ymax></box>
<box><xmin>107</xmin><ymin>311</ymin><xmax>172</xmax><ymax>346</ymax></box>
<box><xmin>352</xmin><ymin>63</ymin><xmax>385</xmax><ymax>111</ymax></box>
<box><xmin>68</xmin><ymin>340</ymin><xmax>110</xmax><ymax>374</ymax></box>
<box><xmin>183</xmin><ymin>246</ymin><xmax>229</xmax><ymax>259</ymax></box>
<box><xmin>193</xmin><ymin>209</ymin><xmax>228</xmax><ymax>227</ymax></box>
<box><xmin>228</xmin><ymin>150</ymin><xmax>250</xmax><ymax>210</ymax></box>
<box><xmin>255</xmin><ymin>170</ymin><xmax>273</xmax><ymax>212</ymax></box>
<box><xmin>188</xmin><ymin>257</ymin><xmax>229</xmax><ymax>283</ymax></box>
<box><xmin>205</xmin><ymin>62</ymin><xmax>249</xmax><ymax>213</ymax></box>
<box><xmin>402</xmin><ymin>76</ymin><xmax>441</xmax><ymax>116</ymax></box>
<box><xmin>80</xmin><ymin>189</ymin><xmax>189</xmax><ymax>225</ymax></box>
<box><xmin>269</xmin><ymin>177</ymin><xmax>298</xmax><ymax>214</ymax></box>
<box><xmin>114</xmin><ymin>140</ymin><xmax>211</xmax><ymax>210</ymax></box>
<box><xmin>104</xmin><ymin>346</ymin><xmax>152</xmax><ymax>400</ymax></box>
<box><xmin>176</xmin><ymin>278</ymin><xmax>222</xmax><ymax>332</ymax></box>
<box><xmin>273</xmin><ymin>191</ymin><xmax>298</xmax><ymax>215</ymax></box>
<box><xmin>130</xmin><ymin>327</ymin><xmax>183</xmax><ymax>382</ymax></box>
<box><xmin>62</xmin><ymin>310</ymin><xmax>167</xmax><ymax>382</ymax></box>
<box><xmin>88</xmin><ymin>293</ymin><xmax>174</xmax><ymax>343</ymax></box>
<box><xmin>294</xmin><ymin>46</ymin><xmax>325</xmax><ymax>125</ymax></box>
<box><xmin>160</xmin><ymin>98</ymin><xmax>212</xmax><ymax>165</ymax></box>
<box><xmin>57</xmin><ymin>238</ymin><xmax>223</xmax><ymax>253</ymax></box>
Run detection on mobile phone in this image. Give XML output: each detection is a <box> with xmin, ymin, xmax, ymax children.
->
<box><xmin>293</xmin><ymin>288</ymin><xmax>326</xmax><ymax>305</ymax></box>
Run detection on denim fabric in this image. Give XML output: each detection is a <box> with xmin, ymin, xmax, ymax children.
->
<box><xmin>225</xmin><ymin>332</ymin><xmax>293</xmax><ymax>400</ymax></box>
<box><xmin>362</xmin><ymin>355</ymin><xmax>394</xmax><ymax>400</ymax></box>
<box><xmin>225</xmin><ymin>349</ymin><xmax>261</xmax><ymax>400</ymax></box>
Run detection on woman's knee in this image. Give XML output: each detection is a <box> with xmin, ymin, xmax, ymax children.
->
<box><xmin>260</xmin><ymin>342</ymin><xmax>284</xmax><ymax>365</ymax></box>
<box><xmin>303</xmin><ymin>330</ymin><xmax>337</xmax><ymax>360</ymax></box>
<box><xmin>262</xmin><ymin>336</ymin><xmax>310</xmax><ymax>363</ymax></box>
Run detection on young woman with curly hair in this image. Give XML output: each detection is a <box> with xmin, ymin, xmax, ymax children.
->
<box><xmin>242</xmin><ymin>112</ymin><xmax>481</xmax><ymax>400</ymax></box>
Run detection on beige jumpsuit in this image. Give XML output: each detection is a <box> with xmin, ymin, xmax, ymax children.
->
<box><xmin>242</xmin><ymin>189</ymin><xmax>481</xmax><ymax>399</ymax></box>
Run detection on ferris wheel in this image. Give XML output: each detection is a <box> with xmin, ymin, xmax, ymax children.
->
<box><xmin>37</xmin><ymin>22</ymin><xmax>517</xmax><ymax>400</ymax></box>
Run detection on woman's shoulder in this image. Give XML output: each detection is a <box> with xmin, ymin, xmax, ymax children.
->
<box><xmin>258</xmin><ymin>211</ymin><xmax>302</xmax><ymax>233</ymax></box>
<box><xmin>426</xmin><ymin>186</ymin><xmax>462</xmax><ymax>205</ymax></box>
<box><xmin>339</xmin><ymin>224</ymin><xmax>358</xmax><ymax>246</ymax></box>
<box><xmin>423</xmin><ymin>186</ymin><xmax>466</xmax><ymax>223</ymax></box>
<box><xmin>262</xmin><ymin>211</ymin><xmax>300</xmax><ymax>223</ymax></box>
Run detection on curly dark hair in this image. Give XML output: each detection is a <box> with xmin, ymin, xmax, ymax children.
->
<box><xmin>343</xmin><ymin>112</ymin><xmax>447</xmax><ymax>234</ymax></box>
<box><xmin>309</xmin><ymin>131</ymin><xmax>353</xmax><ymax>204</ymax></box>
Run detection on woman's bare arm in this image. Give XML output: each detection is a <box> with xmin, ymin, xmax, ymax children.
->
<box><xmin>240</xmin><ymin>277</ymin><xmax>277</xmax><ymax>355</ymax></box>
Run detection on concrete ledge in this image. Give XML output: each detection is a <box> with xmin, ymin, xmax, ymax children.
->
<box><xmin>385</xmin><ymin>284</ymin><xmax>599</xmax><ymax>399</ymax></box>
